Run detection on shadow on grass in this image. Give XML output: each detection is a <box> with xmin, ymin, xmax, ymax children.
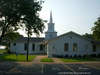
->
<box><xmin>0</xmin><ymin>54</ymin><xmax>16</xmax><ymax>61</ymax></box>
<box><xmin>0</xmin><ymin>54</ymin><xmax>36</xmax><ymax>62</ymax></box>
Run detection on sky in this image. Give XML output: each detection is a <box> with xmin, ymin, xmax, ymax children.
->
<box><xmin>18</xmin><ymin>0</ymin><xmax>100</xmax><ymax>37</ymax></box>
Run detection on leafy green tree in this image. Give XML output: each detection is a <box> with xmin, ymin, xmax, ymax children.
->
<box><xmin>2</xmin><ymin>32</ymin><xmax>23</xmax><ymax>53</ymax></box>
<box><xmin>0</xmin><ymin>0</ymin><xmax>24</xmax><ymax>44</ymax></box>
<box><xmin>0</xmin><ymin>0</ymin><xmax>45</xmax><ymax>42</ymax></box>
<box><xmin>4</xmin><ymin>32</ymin><xmax>23</xmax><ymax>41</ymax></box>
<box><xmin>0</xmin><ymin>0</ymin><xmax>45</xmax><ymax>61</ymax></box>
<box><xmin>92</xmin><ymin>17</ymin><xmax>100</xmax><ymax>41</ymax></box>
<box><xmin>20</xmin><ymin>0</ymin><xmax>45</xmax><ymax>61</ymax></box>
<box><xmin>82</xmin><ymin>33</ymin><xmax>94</xmax><ymax>41</ymax></box>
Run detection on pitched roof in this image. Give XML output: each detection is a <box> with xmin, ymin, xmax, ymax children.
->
<box><xmin>46</xmin><ymin>31</ymin><xmax>92</xmax><ymax>43</ymax></box>
<box><xmin>94</xmin><ymin>41</ymin><xmax>100</xmax><ymax>44</ymax></box>
<box><xmin>11</xmin><ymin>37</ymin><xmax>45</xmax><ymax>43</ymax></box>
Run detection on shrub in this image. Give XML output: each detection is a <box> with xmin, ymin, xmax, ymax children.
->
<box><xmin>57</xmin><ymin>55</ymin><xmax>60</xmax><ymax>58</ymax></box>
<box><xmin>91</xmin><ymin>54</ymin><xmax>96</xmax><ymax>57</ymax></box>
<box><xmin>97</xmin><ymin>53</ymin><xmax>100</xmax><ymax>57</ymax></box>
<box><xmin>60</xmin><ymin>55</ymin><xmax>63</xmax><ymax>58</ymax></box>
<box><xmin>52</xmin><ymin>54</ymin><xmax>57</xmax><ymax>57</ymax></box>
<box><xmin>65</xmin><ymin>54</ymin><xmax>68</xmax><ymax>58</ymax></box>
<box><xmin>69</xmin><ymin>55</ymin><xmax>72</xmax><ymax>58</ymax></box>
<box><xmin>74</xmin><ymin>54</ymin><xmax>77</xmax><ymax>57</ymax></box>
<box><xmin>83</xmin><ymin>55</ymin><xmax>86</xmax><ymax>57</ymax></box>
<box><xmin>78</xmin><ymin>55</ymin><xmax>82</xmax><ymax>58</ymax></box>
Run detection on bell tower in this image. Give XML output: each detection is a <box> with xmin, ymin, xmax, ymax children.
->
<box><xmin>45</xmin><ymin>11</ymin><xmax>57</xmax><ymax>40</ymax></box>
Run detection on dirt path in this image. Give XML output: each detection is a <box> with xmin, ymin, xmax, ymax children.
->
<box><xmin>52</xmin><ymin>58</ymin><xmax>64</xmax><ymax>63</ymax></box>
<box><xmin>32</xmin><ymin>55</ymin><xmax>64</xmax><ymax>64</ymax></box>
<box><xmin>32</xmin><ymin>55</ymin><xmax>47</xmax><ymax>63</ymax></box>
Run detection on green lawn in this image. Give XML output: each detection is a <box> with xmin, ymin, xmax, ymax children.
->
<box><xmin>60</xmin><ymin>58</ymin><xmax>100</xmax><ymax>62</ymax></box>
<box><xmin>40</xmin><ymin>58</ymin><xmax>53</xmax><ymax>62</ymax></box>
<box><xmin>0</xmin><ymin>54</ymin><xmax>36</xmax><ymax>61</ymax></box>
<box><xmin>0</xmin><ymin>50</ymin><xmax>7</xmax><ymax>54</ymax></box>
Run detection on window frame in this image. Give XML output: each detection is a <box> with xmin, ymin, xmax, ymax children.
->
<box><xmin>40</xmin><ymin>45</ymin><xmax>44</xmax><ymax>51</ymax></box>
<box><xmin>64</xmin><ymin>43</ymin><xmax>68</xmax><ymax>52</ymax></box>
<box><xmin>32</xmin><ymin>44</ymin><xmax>35</xmax><ymax>51</ymax></box>
<box><xmin>73</xmin><ymin>43</ymin><xmax>78</xmax><ymax>52</ymax></box>
<box><xmin>13</xmin><ymin>43</ymin><xmax>16</xmax><ymax>46</ymax></box>
<box><xmin>93</xmin><ymin>45</ymin><xmax>96</xmax><ymax>52</ymax></box>
<box><xmin>24</xmin><ymin>43</ymin><xmax>27</xmax><ymax>50</ymax></box>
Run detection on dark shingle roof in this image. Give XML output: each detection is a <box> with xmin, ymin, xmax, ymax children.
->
<box><xmin>94</xmin><ymin>41</ymin><xmax>100</xmax><ymax>44</ymax></box>
<box><xmin>12</xmin><ymin>37</ymin><xmax>45</xmax><ymax>43</ymax></box>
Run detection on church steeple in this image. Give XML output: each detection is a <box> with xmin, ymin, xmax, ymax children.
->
<box><xmin>50</xmin><ymin>11</ymin><xmax>53</xmax><ymax>23</ymax></box>
<box><xmin>45</xmin><ymin>11</ymin><xmax>57</xmax><ymax>40</ymax></box>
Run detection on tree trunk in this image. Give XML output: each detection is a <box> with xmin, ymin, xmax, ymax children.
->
<box><xmin>0</xmin><ymin>36</ymin><xmax>3</xmax><ymax>45</ymax></box>
<box><xmin>26</xmin><ymin>30</ymin><xmax>29</xmax><ymax>61</ymax></box>
<box><xmin>0</xmin><ymin>32</ymin><xmax>4</xmax><ymax>45</ymax></box>
<box><xmin>0</xmin><ymin>24</ymin><xmax>7</xmax><ymax>45</ymax></box>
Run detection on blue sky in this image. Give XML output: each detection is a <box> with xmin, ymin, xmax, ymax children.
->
<box><xmin>19</xmin><ymin>0</ymin><xmax>100</xmax><ymax>37</ymax></box>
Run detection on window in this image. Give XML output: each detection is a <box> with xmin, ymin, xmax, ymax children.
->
<box><xmin>53</xmin><ymin>46</ymin><xmax>55</xmax><ymax>49</ymax></box>
<box><xmin>50</xmin><ymin>34</ymin><xmax>53</xmax><ymax>38</ymax></box>
<box><xmin>64</xmin><ymin>43</ymin><xmax>68</xmax><ymax>52</ymax></box>
<box><xmin>24</xmin><ymin>43</ymin><xmax>27</xmax><ymax>50</ymax></box>
<box><xmin>40</xmin><ymin>45</ymin><xmax>44</xmax><ymax>51</ymax></box>
<box><xmin>69</xmin><ymin>36</ymin><xmax>72</xmax><ymax>39</ymax></box>
<box><xmin>13</xmin><ymin>43</ymin><xmax>16</xmax><ymax>46</ymax></box>
<box><xmin>32</xmin><ymin>44</ymin><xmax>35</xmax><ymax>51</ymax></box>
<box><xmin>73</xmin><ymin>43</ymin><xmax>78</xmax><ymax>52</ymax></box>
<box><xmin>85</xmin><ymin>45</ymin><xmax>88</xmax><ymax>49</ymax></box>
<box><xmin>93</xmin><ymin>45</ymin><xmax>96</xmax><ymax>52</ymax></box>
<box><xmin>50</xmin><ymin>25</ymin><xmax>52</xmax><ymax>29</ymax></box>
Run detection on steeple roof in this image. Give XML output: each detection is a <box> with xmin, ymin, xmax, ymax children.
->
<box><xmin>49</xmin><ymin>11</ymin><xmax>53</xmax><ymax>23</ymax></box>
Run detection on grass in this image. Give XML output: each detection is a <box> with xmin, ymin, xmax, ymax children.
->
<box><xmin>93</xmin><ymin>57</ymin><xmax>100</xmax><ymax>59</ymax></box>
<box><xmin>0</xmin><ymin>49</ymin><xmax>7</xmax><ymax>54</ymax></box>
<box><xmin>60</xmin><ymin>58</ymin><xmax>100</xmax><ymax>62</ymax></box>
<box><xmin>40</xmin><ymin>58</ymin><xmax>53</xmax><ymax>62</ymax></box>
<box><xmin>0</xmin><ymin>54</ymin><xmax>36</xmax><ymax>62</ymax></box>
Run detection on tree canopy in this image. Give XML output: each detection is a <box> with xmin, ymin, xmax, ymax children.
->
<box><xmin>2</xmin><ymin>32</ymin><xmax>23</xmax><ymax>51</ymax></box>
<box><xmin>92</xmin><ymin>17</ymin><xmax>100</xmax><ymax>41</ymax></box>
<box><xmin>82</xmin><ymin>33</ymin><xmax>94</xmax><ymax>41</ymax></box>
<box><xmin>0</xmin><ymin>0</ymin><xmax>45</xmax><ymax>44</ymax></box>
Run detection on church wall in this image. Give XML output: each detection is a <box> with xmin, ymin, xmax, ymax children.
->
<box><xmin>10</xmin><ymin>42</ymin><xmax>45</xmax><ymax>54</ymax></box>
<box><xmin>47</xmin><ymin>33</ymin><xmax>93</xmax><ymax>57</ymax></box>
<box><xmin>45</xmin><ymin>32</ymin><xmax>57</xmax><ymax>40</ymax></box>
<box><xmin>92</xmin><ymin>44</ymin><xmax>100</xmax><ymax>55</ymax></box>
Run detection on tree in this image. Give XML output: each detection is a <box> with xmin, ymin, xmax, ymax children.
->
<box><xmin>82</xmin><ymin>33</ymin><xmax>94</xmax><ymax>41</ymax></box>
<box><xmin>20</xmin><ymin>0</ymin><xmax>45</xmax><ymax>61</ymax></box>
<box><xmin>0</xmin><ymin>0</ymin><xmax>24</xmax><ymax>44</ymax></box>
<box><xmin>4</xmin><ymin>32</ymin><xmax>23</xmax><ymax>41</ymax></box>
<box><xmin>2</xmin><ymin>32</ymin><xmax>23</xmax><ymax>53</ymax></box>
<box><xmin>0</xmin><ymin>0</ymin><xmax>45</xmax><ymax>61</ymax></box>
<box><xmin>92</xmin><ymin>17</ymin><xmax>100</xmax><ymax>41</ymax></box>
<box><xmin>0</xmin><ymin>0</ymin><xmax>45</xmax><ymax>42</ymax></box>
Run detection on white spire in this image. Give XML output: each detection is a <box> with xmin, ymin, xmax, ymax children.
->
<box><xmin>45</xmin><ymin>11</ymin><xmax>57</xmax><ymax>40</ymax></box>
<box><xmin>49</xmin><ymin>11</ymin><xmax>53</xmax><ymax>23</ymax></box>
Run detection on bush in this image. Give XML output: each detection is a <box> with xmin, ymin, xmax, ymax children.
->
<box><xmin>60</xmin><ymin>55</ymin><xmax>63</xmax><ymax>58</ymax></box>
<box><xmin>97</xmin><ymin>53</ymin><xmax>100</xmax><ymax>57</ymax></box>
<box><xmin>69</xmin><ymin>55</ymin><xmax>72</xmax><ymax>58</ymax></box>
<box><xmin>52</xmin><ymin>54</ymin><xmax>57</xmax><ymax>58</ymax></box>
<box><xmin>78</xmin><ymin>55</ymin><xmax>82</xmax><ymax>58</ymax></box>
<box><xmin>74</xmin><ymin>54</ymin><xmax>77</xmax><ymax>57</ymax></box>
<box><xmin>57</xmin><ymin>55</ymin><xmax>60</xmax><ymax>58</ymax></box>
<box><xmin>83</xmin><ymin>55</ymin><xmax>86</xmax><ymax>57</ymax></box>
<box><xmin>65</xmin><ymin>54</ymin><xmax>68</xmax><ymax>58</ymax></box>
<box><xmin>91</xmin><ymin>54</ymin><xmax>97</xmax><ymax>57</ymax></box>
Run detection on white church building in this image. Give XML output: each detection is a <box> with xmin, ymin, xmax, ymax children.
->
<box><xmin>10</xmin><ymin>12</ymin><xmax>100</xmax><ymax>57</ymax></box>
